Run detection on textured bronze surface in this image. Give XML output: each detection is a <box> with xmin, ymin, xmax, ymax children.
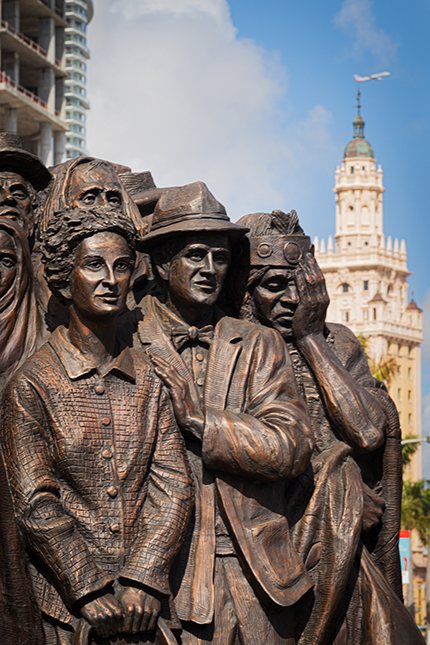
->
<box><xmin>0</xmin><ymin>146</ymin><xmax>422</xmax><ymax>644</ymax></box>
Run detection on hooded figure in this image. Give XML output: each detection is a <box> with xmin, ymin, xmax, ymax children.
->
<box><xmin>35</xmin><ymin>156</ymin><xmax>146</xmax><ymax>329</ymax></box>
<box><xmin>0</xmin><ymin>217</ymin><xmax>45</xmax><ymax>392</ymax></box>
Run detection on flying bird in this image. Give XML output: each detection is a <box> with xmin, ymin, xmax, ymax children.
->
<box><xmin>354</xmin><ymin>72</ymin><xmax>390</xmax><ymax>82</ymax></box>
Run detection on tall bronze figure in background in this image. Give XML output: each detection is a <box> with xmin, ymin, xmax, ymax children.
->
<box><xmin>36</xmin><ymin>155</ymin><xmax>146</xmax><ymax>330</ymax></box>
<box><xmin>1</xmin><ymin>197</ymin><xmax>193</xmax><ymax>644</ymax></box>
<box><xmin>0</xmin><ymin>218</ymin><xmax>44</xmax><ymax>392</ymax></box>
<box><xmin>236</xmin><ymin>209</ymin><xmax>424</xmax><ymax>645</ymax></box>
<box><xmin>130</xmin><ymin>181</ymin><xmax>315</xmax><ymax>645</ymax></box>
<box><xmin>0</xmin><ymin>133</ymin><xmax>51</xmax><ymax>243</ymax></box>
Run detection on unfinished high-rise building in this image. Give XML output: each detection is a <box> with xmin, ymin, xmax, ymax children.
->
<box><xmin>0</xmin><ymin>0</ymin><xmax>68</xmax><ymax>165</ymax></box>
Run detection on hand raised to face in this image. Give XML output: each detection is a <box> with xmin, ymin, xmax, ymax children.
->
<box><xmin>292</xmin><ymin>252</ymin><xmax>329</xmax><ymax>343</ymax></box>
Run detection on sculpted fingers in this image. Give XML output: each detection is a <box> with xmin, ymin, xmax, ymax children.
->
<box><xmin>80</xmin><ymin>595</ymin><xmax>123</xmax><ymax>638</ymax></box>
<box><xmin>121</xmin><ymin>589</ymin><xmax>160</xmax><ymax>634</ymax></box>
<box><xmin>139</xmin><ymin>595</ymin><xmax>161</xmax><ymax>633</ymax></box>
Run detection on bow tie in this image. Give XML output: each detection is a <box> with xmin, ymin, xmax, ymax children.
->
<box><xmin>171</xmin><ymin>325</ymin><xmax>214</xmax><ymax>350</ymax></box>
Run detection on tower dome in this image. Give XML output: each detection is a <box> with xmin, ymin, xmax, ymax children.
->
<box><xmin>343</xmin><ymin>92</ymin><xmax>374</xmax><ymax>159</ymax></box>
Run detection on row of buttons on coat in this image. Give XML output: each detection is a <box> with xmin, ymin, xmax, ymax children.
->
<box><xmin>91</xmin><ymin>383</ymin><xmax>122</xmax><ymax>535</ymax></box>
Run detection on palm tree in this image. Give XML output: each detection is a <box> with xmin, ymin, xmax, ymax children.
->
<box><xmin>402</xmin><ymin>480</ymin><xmax>430</xmax><ymax>638</ymax></box>
<box><xmin>403</xmin><ymin>433</ymin><xmax>421</xmax><ymax>471</ymax></box>
<box><xmin>358</xmin><ymin>334</ymin><xmax>398</xmax><ymax>386</ymax></box>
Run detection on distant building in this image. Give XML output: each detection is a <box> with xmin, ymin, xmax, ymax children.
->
<box><xmin>0</xmin><ymin>0</ymin><xmax>68</xmax><ymax>164</ymax></box>
<box><xmin>64</xmin><ymin>0</ymin><xmax>92</xmax><ymax>158</ymax></box>
<box><xmin>315</xmin><ymin>96</ymin><xmax>423</xmax><ymax>483</ymax></box>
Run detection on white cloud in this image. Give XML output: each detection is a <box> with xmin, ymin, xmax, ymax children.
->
<box><xmin>108</xmin><ymin>0</ymin><xmax>233</xmax><ymax>30</ymax></box>
<box><xmin>86</xmin><ymin>1</ymin><xmax>339</xmax><ymax>221</ymax></box>
<box><xmin>334</xmin><ymin>0</ymin><xmax>398</xmax><ymax>65</ymax></box>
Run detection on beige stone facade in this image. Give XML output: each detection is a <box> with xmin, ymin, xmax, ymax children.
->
<box><xmin>315</xmin><ymin>109</ymin><xmax>423</xmax><ymax>482</ymax></box>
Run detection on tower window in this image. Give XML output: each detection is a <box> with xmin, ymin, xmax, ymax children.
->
<box><xmin>408</xmin><ymin>367</ymin><xmax>411</xmax><ymax>379</ymax></box>
<box><xmin>397</xmin><ymin>389</ymin><xmax>401</xmax><ymax>401</ymax></box>
<box><xmin>408</xmin><ymin>345</ymin><xmax>412</xmax><ymax>356</ymax></box>
<box><xmin>373</xmin><ymin>308</ymin><xmax>377</xmax><ymax>320</ymax></box>
<box><xmin>343</xmin><ymin>311</ymin><xmax>349</xmax><ymax>323</ymax></box>
<box><xmin>363</xmin><ymin>310</ymin><xmax>368</xmax><ymax>321</ymax></box>
<box><xmin>364</xmin><ymin>241</ymin><xmax>368</xmax><ymax>246</ymax></box>
<box><xmin>350</xmin><ymin>167</ymin><xmax>354</xmax><ymax>174</ymax></box>
<box><xmin>408</xmin><ymin>390</ymin><xmax>411</xmax><ymax>401</ymax></box>
<box><xmin>408</xmin><ymin>413</ymin><xmax>412</xmax><ymax>426</ymax></box>
<box><xmin>362</xmin><ymin>166</ymin><xmax>365</xmax><ymax>171</ymax></box>
<box><xmin>363</xmin><ymin>280</ymin><xmax>368</xmax><ymax>291</ymax></box>
<box><xmin>342</xmin><ymin>283</ymin><xmax>350</xmax><ymax>293</ymax></box>
<box><xmin>348</xmin><ymin>242</ymin><xmax>351</xmax><ymax>246</ymax></box>
<box><xmin>349</xmin><ymin>206</ymin><xmax>354</xmax><ymax>211</ymax></box>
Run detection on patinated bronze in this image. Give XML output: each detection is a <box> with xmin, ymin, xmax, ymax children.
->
<box><xmin>1</xmin><ymin>198</ymin><xmax>193</xmax><ymax>644</ymax></box>
<box><xmin>121</xmin><ymin>181</ymin><xmax>316</xmax><ymax>645</ymax></box>
<box><xmin>0</xmin><ymin>141</ymin><xmax>420</xmax><ymax>645</ymax></box>
<box><xmin>0</xmin><ymin>133</ymin><xmax>51</xmax><ymax>242</ymax></box>
<box><xmin>0</xmin><ymin>217</ymin><xmax>44</xmax><ymax>392</ymax></box>
<box><xmin>235</xmin><ymin>208</ymin><xmax>425</xmax><ymax>644</ymax></box>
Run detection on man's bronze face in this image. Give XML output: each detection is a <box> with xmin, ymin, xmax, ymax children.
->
<box><xmin>68</xmin><ymin>165</ymin><xmax>123</xmax><ymax>211</ymax></box>
<box><xmin>67</xmin><ymin>231</ymin><xmax>133</xmax><ymax>321</ymax></box>
<box><xmin>162</xmin><ymin>233</ymin><xmax>231</xmax><ymax>315</ymax></box>
<box><xmin>0</xmin><ymin>230</ymin><xmax>17</xmax><ymax>299</ymax></box>
<box><xmin>252</xmin><ymin>268</ymin><xmax>299</xmax><ymax>340</ymax></box>
<box><xmin>0</xmin><ymin>171</ymin><xmax>35</xmax><ymax>237</ymax></box>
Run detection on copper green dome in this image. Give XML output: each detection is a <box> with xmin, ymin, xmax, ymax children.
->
<box><xmin>344</xmin><ymin>137</ymin><xmax>374</xmax><ymax>158</ymax></box>
<box><xmin>343</xmin><ymin>103</ymin><xmax>374</xmax><ymax>158</ymax></box>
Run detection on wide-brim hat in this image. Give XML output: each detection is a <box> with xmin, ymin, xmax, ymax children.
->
<box><xmin>0</xmin><ymin>133</ymin><xmax>52</xmax><ymax>190</ymax></box>
<box><xmin>138</xmin><ymin>181</ymin><xmax>248</xmax><ymax>251</ymax></box>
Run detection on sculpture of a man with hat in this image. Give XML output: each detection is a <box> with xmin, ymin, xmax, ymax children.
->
<box><xmin>127</xmin><ymin>181</ymin><xmax>314</xmax><ymax>645</ymax></box>
<box><xmin>0</xmin><ymin>133</ymin><xmax>52</xmax><ymax>243</ymax></box>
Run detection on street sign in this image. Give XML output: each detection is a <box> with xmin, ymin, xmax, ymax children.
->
<box><xmin>399</xmin><ymin>529</ymin><xmax>411</xmax><ymax>584</ymax></box>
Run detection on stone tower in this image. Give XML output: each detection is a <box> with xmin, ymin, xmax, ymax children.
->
<box><xmin>315</xmin><ymin>93</ymin><xmax>423</xmax><ymax>481</ymax></box>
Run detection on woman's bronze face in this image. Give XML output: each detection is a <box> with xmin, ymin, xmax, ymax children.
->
<box><xmin>0</xmin><ymin>230</ymin><xmax>17</xmax><ymax>299</ymax></box>
<box><xmin>68</xmin><ymin>231</ymin><xmax>133</xmax><ymax>321</ymax></box>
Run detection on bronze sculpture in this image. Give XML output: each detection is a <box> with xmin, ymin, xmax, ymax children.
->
<box><xmin>0</xmin><ymin>218</ymin><xmax>44</xmax><ymax>392</ymax></box>
<box><xmin>235</xmin><ymin>208</ymin><xmax>425</xmax><ymax>644</ymax></box>
<box><xmin>124</xmin><ymin>181</ymin><xmax>315</xmax><ymax>645</ymax></box>
<box><xmin>0</xmin><ymin>133</ymin><xmax>51</xmax><ymax>242</ymax></box>
<box><xmin>36</xmin><ymin>156</ymin><xmax>146</xmax><ymax>330</ymax></box>
<box><xmin>1</xmin><ymin>200</ymin><xmax>193</xmax><ymax>644</ymax></box>
<box><xmin>0</xmin><ymin>135</ymin><xmax>421</xmax><ymax>645</ymax></box>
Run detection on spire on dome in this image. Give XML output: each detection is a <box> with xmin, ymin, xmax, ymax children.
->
<box><xmin>353</xmin><ymin>90</ymin><xmax>365</xmax><ymax>139</ymax></box>
<box><xmin>343</xmin><ymin>90</ymin><xmax>374</xmax><ymax>158</ymax></box>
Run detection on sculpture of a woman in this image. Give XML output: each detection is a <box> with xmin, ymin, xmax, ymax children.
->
<box><xmin>1</xmin><ymin>202</ymin><xmax>193</xmax><ymax>645</ymax></box>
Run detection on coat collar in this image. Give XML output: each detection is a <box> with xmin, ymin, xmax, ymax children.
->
<box><xmin>138</xmin><ymin>295</ymin><xmax>242</xmax><ymax>346</ymax></box>
<box><xmin>49</xmin><ymin>326</ymin><xmax>136</xmax><ymax>381</ymax></box>
<box><xmin>138</xmin><ymin>296</ymin><xmax>244</xmax><ymax>411</ymax></box>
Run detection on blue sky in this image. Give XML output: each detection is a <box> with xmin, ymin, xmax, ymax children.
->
<box><xmin>87</xmin><ymin>0</ymin><xmax>430</xmax><ymax>470</ymax></box>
